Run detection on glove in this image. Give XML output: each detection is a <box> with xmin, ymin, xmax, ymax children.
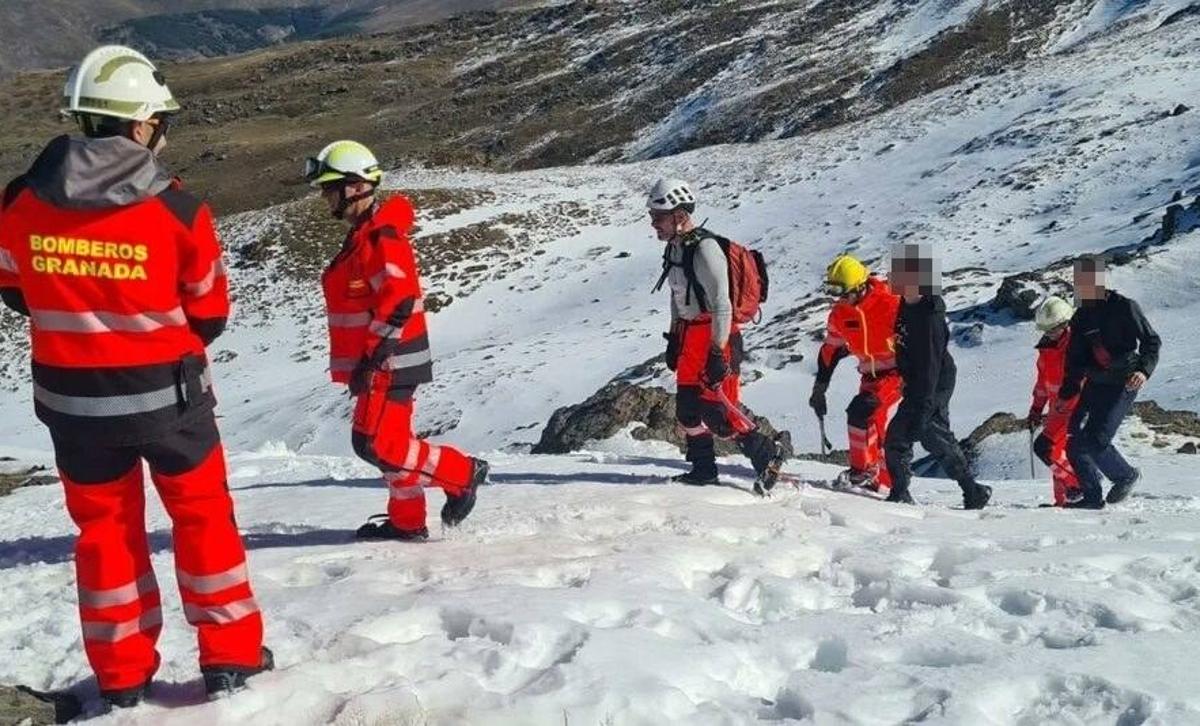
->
<box><xmin>664</xmin><ymin>328</ymin><xmax>681</xmax><ymax>372</ymax></box>
<box><xmin>809</xmin><ymin>381</ymin><xmax>829</xmax><ymax>417</ymax></box>
<box><xmin>703</xmin><ymin>348</ymin><xmax>729</xmax><ymax>389</ymax></box>
<box><xmin>349</xmin><ymin>356</ymin><xmax>375</xmax><ymax>397</ymax></box>
<box><xmin>1027</xmin><ymin>408</ymin><xmax>1044</xmax><ymax>431</ymax></box>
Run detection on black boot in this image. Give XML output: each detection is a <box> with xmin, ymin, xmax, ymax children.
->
<box><xmin>442</xmin><ymin>457</ymin><xmax>488</xmax><ymax>527</ymax></box>
<box><xmin>101</xmin><ymin>682</ymin><xmax>151</xmax><ymax>710</ymax></box>
<box><xmin>962</xmin><ymin>482</ymin><xmax>992</xmax><ymax>510</ymax></box>
<box><xmin>672</xmin><ymin>458</ymin><xmax>719</xmax><ymax>486</ymax></box>
<box><xmin>202</xmin><ymin>647</ymin><xmax>274</xmax><ymax>698</ymax></box>
<box><xmin>1106</xmin><ymin>469</ymin><xmax>1140</xmax><ymax>504</ymax></box>
<box><xmin>355</xmin><ymin>514</ymin><xmax>429</xmax><ymax>541</ymax></box>
<box><xmin>1064</xmin><ymin>497</ymin><xmax>1105</xmax><ymax>510</ymax></box>
<box><xmin>886</xmin><ymin>487</ymin><xmax>916</xmax><ymax>505</ymax></box>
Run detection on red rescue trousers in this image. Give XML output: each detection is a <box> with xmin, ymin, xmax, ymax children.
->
<box><xmin>352</xmin><ymin>377</ymin><xmax>473</xmax><ymax>531</ymax></box>
<box><xmin>1038</xmin><ymin>404</ymin><xmax>1082</xmax><ymax>506</ymax></box>
<box><xmin>675</xmin><ymin>320</ymin><xmax>743</xmax><ymax>436</ymax></box>
<box><xmin>53</xmin><ymin>415</ymin><xmax>263</xmax><ymax>692</ymax></box>
<box><xmin>846</xmin><ymin>372</ymin><xmax>903</xmax><ymax>489</ymax></box>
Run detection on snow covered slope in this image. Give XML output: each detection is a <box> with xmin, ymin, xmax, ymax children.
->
<box><xmin>1</xmin><ymin>3</ymin><xmax>1199</xmax><ymax>725</ymax></box>
<box><xmin>2</xmin><ymin>433</ymin><xmax>1199</xmax><ymax>724</ymax></box>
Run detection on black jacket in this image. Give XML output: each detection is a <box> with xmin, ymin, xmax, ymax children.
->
<box><xmin>894</xmin><ymin>294</ymin><xmax>956</xmax><ymax>416</ymax></box>
<box><xmin>1061</xmin><ymin>291</ymin><xmax>1160</xmax><ymax>397</ymax></box>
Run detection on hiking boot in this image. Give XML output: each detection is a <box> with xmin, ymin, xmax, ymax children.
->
<box><xmin>740</xmin><ymin>431</ymin><xmax>788</xmax><ymax>494</ymax></box>
<box><xmin>1106</xmin><ymin>469</ymin><xmax>1140</xmax><ymax>504</ymax></box>
<box><xmin>1063</xmin><ymin>487</ymin><xmax>1085</xmax><ymax>506</ymax></box>
<box><xmin>442</xmin><ymin>457</ymin><xmax>488</xmax><ymax>527</ymax></box>
<box><xmin>963</xmin><ymin>483</ymin><xmax>992</xmax><ymax>511</ymax></box>
<box><xmin>886</xmin><ymin>487</ymin><xmax>915</xmax><ymax>505</ymax></box>
<box><xmin>1064</xmin><ymin>497</ymin><xmax>1106</xmax><ymax>510</ymax></box>
<box><xmin>672</xmin><ymin>467</ymin><xmax>719</xmax><ymax>486</ymax></box>
<box><xmin>835</xmin><ymin>467</ymin><xmax>880</xmax><ymax>492</ymax></box>
<box><xmin>101</xmin><ymin>682</ymin><xmax>150</xmax><ymax>710</ymax></box>
<box><xmin>355</xmin><ymin>515</ymin><xmax>429</xmax><ymax>541</ymax></box>
<box><xmin>202</xmin><ymin>647</ymin><xmax>274</xmax><ymax>699</ymax></box>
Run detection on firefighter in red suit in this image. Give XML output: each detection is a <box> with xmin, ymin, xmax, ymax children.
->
<box><xmin>809</xmin><ymin>255</ymin><xmax>902</xmax><ymax>493</ymax></box>
<box><xmin>1028</xmin><ymin>296</ymin><xmax>1083</xmax><ymax>506</ymax></box>
<box><xmin>0</xmin><ymin>46</ymin><xmax>270</xmax><ymax>707</ymax></box>
<box><xmin>306</xmin><ymin>140</ymin><xmax>489</xmax><ymax>540</ymax></box>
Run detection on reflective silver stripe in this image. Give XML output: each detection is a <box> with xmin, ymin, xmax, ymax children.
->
<box><xmin>384</xmin><ymin>263</ymin><xmax>406</xmax><ymax>279</ymax></box>
<box><xmin>177</xmin><ymin>563</ymin><xmax>248</xmax><ymax>595</ymax></box>
<box><xmin>0</xmin><ymin>248</ymin><xmax>16</xmax><ymax>273</ymax></box>
<box><xmin>369</xmin><ymin>320</ymin><xmax>399</xmax><ymax>339</ymax></box>
<box><xmin>81</xmin><ymin>607</ymin><xmax>163</xmax><ymax>643</ymax></box>
<box><xmin>182</xmin><ymin>259</ymin><xmax>226</xmax><ymax>297</ymax></box>
<box><xmin>34</xmin><ymin>382</ymin><xmax>178</xmax><ymax>417</ymax></box>
<box><xmin>384</xmin><ymin>349</ymin><xmax>432</xmax><ymax>371</ymax></box>
<box><xmin>423</xmin><ymin>445</ymin><xmax>442</xmax><ymax>476</ymax></box>
<box><xmin>368</xmin><ymin>272</ymin><xmax>385</xmax><ymax>291</ymax></box>
<box><xmin>401</xmin><ymin>440</ymin><xmax>422</xmax><ymax>473</ymax></box>
<box><xmin>78</xmin><ymin>572</ymin><xmax>158</xmax><ymax>609</ymax></box>
<box><xmin>389</xmin><ymin>483</ymin><xmax>424</xmax><ymax>500</ymax></box>
<box><xmin>183</xmin><ymin>597</ymin><xmax>260</xmax><ymax>625</ymax></box>
<box><xmin>328</xmin><ymin>312</ymin><xmax>372</xmax><ymax>328</ymax></box>
<box><xmin>330</xmin><ymin>357</ymin><xmax>358</xmax><ymax>373</ymax></box>
<box><xmin>30</xmin><ymin>307</ymin><xmax>187</xmax><ymax>334</ymax></box>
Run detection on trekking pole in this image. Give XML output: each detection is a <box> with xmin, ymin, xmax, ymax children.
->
<box><xmin>1028</xmin><ymin>428</ymin><xmax>1037</xmax><ymax>479</ymax></box>
<box><xmin>818</xmin><ymin>415</ymin><xmax>832</xmax><ymax>456</ymax></box>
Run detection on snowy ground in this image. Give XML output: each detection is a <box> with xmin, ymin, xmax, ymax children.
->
<box><xmin>2</xmin><ymin>431</ymin><xmax>1198</xmax><ymax>725</ymax></box>
<box><xmin>2</xmin><ymin>4</ymin><xmax>1200</xmax><ymax>725</ymax></box>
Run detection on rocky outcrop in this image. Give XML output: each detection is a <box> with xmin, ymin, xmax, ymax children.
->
<box><xmin>533</xmin><ymin>382</ymin><xmax>794</xmax><ymax>458</ymax></box>
<box><xmin>0</xmin><ymin>462</ymin><xmax>56</xmax><ymax>498</ymax></box>
<box><xmin>0</xmin><ymin>685</ymin><xmax>80</xmax><ymax>725</ymax></box>
<box><xmin>990</xmin><ymin>272</ymin><xmax>1074</xmax><ymax>321</ymax></box>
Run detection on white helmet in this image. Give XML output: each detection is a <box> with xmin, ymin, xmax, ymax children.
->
<box><xmin>305</xmin><ymin>140</ymin><xmax>384</xmax><ymax>187</ymax></box>
<box><xmin>647</xmin><ymin>178</ymin><xmax>696</xmax><ymax>211</ymax></box>
<box><xmin>1036</xmin><ymin>295</ymin><xmax>1074</xmax><ymax>332</ymax></box>
<box><xmin>62</xmin><ymin>45</ymin><xmax>179</xmax><ymax>122</ymax></box>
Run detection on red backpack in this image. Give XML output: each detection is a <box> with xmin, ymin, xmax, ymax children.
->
<box><xmin>654</xmin><ymin>229</ymin><xmax>770</xmax><ymax>325</ymax></box>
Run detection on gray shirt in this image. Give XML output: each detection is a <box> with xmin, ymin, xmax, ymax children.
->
<box><xmin>666</xmin><ymin>232</ymin><xmax>732</xmax><ymax>347</ymax></box>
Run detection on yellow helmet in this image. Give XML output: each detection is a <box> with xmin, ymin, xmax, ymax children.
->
<box><xmin>825</xmin><ymin>254</ymin><xmax>870</xmax><ymax>295</ymax></box>
<box><xmin>304</xmin><ymin>140</ymin><xmax>384</xmax><ymax>187</ymax></box>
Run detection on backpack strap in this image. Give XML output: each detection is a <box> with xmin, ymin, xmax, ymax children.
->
<box><xmin>651</xmin><ymin>245</ymin><xmax>673</xmax><ymax>294</ymax></box>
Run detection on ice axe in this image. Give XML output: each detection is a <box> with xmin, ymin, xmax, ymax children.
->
<box><xmin>713</xmin><ymin>388</ymin><xmax>757</xmax><ymax>436</ymax></box>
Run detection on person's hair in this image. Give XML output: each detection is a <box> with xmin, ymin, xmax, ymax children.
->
<box><xmin>1075</xmin><ymin>254</ymin><xmax>1107</xmax><ymax>273</ymax></box>
<box><xmin>77</xmin><ymin>113</ymin><xmax>129</xmax><ymax>139</ymax></box>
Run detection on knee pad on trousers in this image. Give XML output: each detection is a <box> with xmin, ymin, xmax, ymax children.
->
<box><xmin>1033</xmin><ymin>434</ymin><xmax>1055</xmax><ymax>467</ymax></box>
<box><xmin>352</xmin><ymin>430</ymin><xmax>381</xmax><ymax>468</ymax></box>
<box><xmin>846</xmin><ymin>391</ymin><xmax>881</xmax><ymax>429</ymax></box>
<box><xmin>676</xmin><ymin>387</ymin><xmax>704</xmax><ymax>427</ymax></box>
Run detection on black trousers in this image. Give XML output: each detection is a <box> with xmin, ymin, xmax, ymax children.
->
<box><xmin>884</xmin><ymin>368</ymin><xmax>973</xmax><ymax>494</ymax></box>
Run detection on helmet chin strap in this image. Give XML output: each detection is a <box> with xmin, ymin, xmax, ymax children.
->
<box><xmin>332</xmin><ymin>183</ymin><xmax>375</xmax><ymax>220</ymax></box>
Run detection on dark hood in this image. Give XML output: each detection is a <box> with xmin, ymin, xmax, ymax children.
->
<box><xmin>24</xmin><ymin>135</ymin><xmax>174</xmax><ymax>210</ymax></box>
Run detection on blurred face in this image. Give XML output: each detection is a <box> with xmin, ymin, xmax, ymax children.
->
<box><xmin>320</xmin><ymin>180</ymin><xmax>374</xmax><ymax>221</ymax></box>
<box><xmin>650</xmin><ymin>209</ymin><xmax>686</xmax><ymax>241</ymax></box>
<box><xmin>1074</xmin><ymin>262</ymin><xmax>1107</xmax><ymax>302</ymax></box>
<box><xmin>889</xmin><ymin>243</ymin><xmax>940</xmax><ymax>300</ymax></box>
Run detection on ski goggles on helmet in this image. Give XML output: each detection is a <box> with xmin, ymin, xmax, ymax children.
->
<box><xmin>304</xmin><ymin>156</ymin><xmax>333</xmax><ymax>183</ymax></box>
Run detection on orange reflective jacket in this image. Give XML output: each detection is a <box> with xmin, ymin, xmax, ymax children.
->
<box><xmin>321</xmin><ymin>196</ymin><xmax>432</xmax><ymax>388</ymax></box>
<box><xmin>816</xmin><ymin>276</ymin><xmax>900</xmax><ymax>383</ymax></box>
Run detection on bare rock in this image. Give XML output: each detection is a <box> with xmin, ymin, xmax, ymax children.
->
<box><xmin>533</xmin><ymin>382</ymin><xmax>793</xmax><ymax>458</ymax></box>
